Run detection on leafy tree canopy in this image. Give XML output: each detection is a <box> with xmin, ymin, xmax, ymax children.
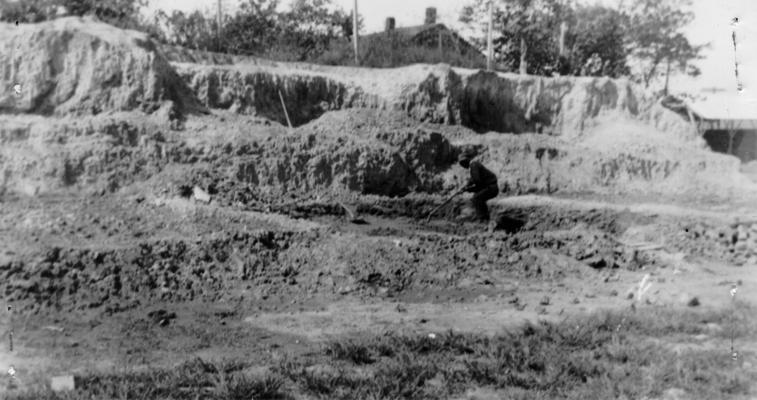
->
<box><xmin>460</xmin><ymin>0</ymin><xmax>705</xmax><ymax>91</ymax></box>
<box><xmin>0</xmin><ymin>0</ymin><xmax>148</xmax><ymax>29</ymax></box>
<box><xmin>623</xmin><ymin>0</ymin><xmax>706</xmax><ymax>92</ymax></box>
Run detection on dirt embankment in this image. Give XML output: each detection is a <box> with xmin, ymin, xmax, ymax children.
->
<box><xmin>0</xmin><ymin>110</ymin><xmax>457</xmax><ymax>198</ymax></box>
<box><xmin>0</xmin><ymin>17</ymin><xmax>202</xmax><ymax>117</ymax></box>
<box><xmin>172</xmin><ymin>61</ymin><xmax>462</xmax><ymax>127</ymax></box>
<box><xmin>1</xmin><ymin>107</ymin><xmax>752</xmax><ymax>202</ymax></box>
<box><xmin>170</xmin><ymin>51</ymin><xmax>697</xmax><ymax>141</ymax></box>
<box><xmin>0</xmin><ymin>113</ymin><xmax>173</xmax><ymax>196</ymax></box>
<box><xmin>0</xmin><ymin>21</ymin><xmax>751</xmax><ymax>201</ymax></box>
<box><xmin>451</xmin><ymin>117</ymin><xmax>750</xmax><ymax>197</ymax></box>
<box><xmin>0</xmin><ymin>19</ymin><xmax>696</xmax><ymax>146</ymax></box>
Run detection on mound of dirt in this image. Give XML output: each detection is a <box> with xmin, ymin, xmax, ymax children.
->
<box><xmin>170</xmin><ymin>49</ymin><xmax>696</xmax><ymax>141</ymax></box>
<box><xmin>173</xmin><ymin>61</ymin><xmax>461</xmax><ymax>127</ymax></box>
<box><xmin>150</xmin><ymin>111</ymin><xmax>458</xmax><ymax>202</ymax></box>
<box><xmin>0</xmin><ymin>17</ymin><xmax>202</xmax><ymax>116</ymax></box>
<box><xmin>0</xmin><ymin>112</ymin><xmax>174</xmax><ymax>196</ymax></box>
<box><xmin>448</xmin><ymin>115</ymin><xmax>755</xmax><ymax>199</ymax></box>
<box><xmin>0</xmin><ymin>108</ymin><xmax>458</xmax><ymax>199</ymax></box>
<box><xmin>1</xmin><ymin>105</ymin><xmax>752</xmax><ymax>203</ymax></box>
<box><xmin>458</xmin><ymin>71</ymin><xmax>636</xmax><ymax>136</ymax></box>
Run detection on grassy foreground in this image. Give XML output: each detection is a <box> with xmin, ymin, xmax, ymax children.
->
<box><xmin>8</xmin><ymin>304</ymin><xmax>756</xmax><ymax>400</ymax></box>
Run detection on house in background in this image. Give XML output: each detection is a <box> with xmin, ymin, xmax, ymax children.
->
<box><xmin>359</xmin><ymin>7</ymin><xmax>487</xmax><ymax>69</ymax></box>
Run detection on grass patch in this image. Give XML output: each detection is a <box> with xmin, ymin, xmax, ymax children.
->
<box><xmin>6</xmin><ymin>359</ymin><xmax>288</xmax><ymax>400</ymax></box>
<box><xmin>283</xmin><ymin>305</ymin><xmax>757</xmax><ymax>399</ymax></box>
<box><xmin>7</xmin><ymin>304</ymin><xmax>756</xmax><ymax>399</ymax></box>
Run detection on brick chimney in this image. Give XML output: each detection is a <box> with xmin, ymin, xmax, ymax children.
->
<box><xmin>425</xmin><ymin>7</ymin><xmax>437</xmax><ymax>25</ymax></box>
<box><xmin>385</xmin><ymin>17</ymin><xmax>395</xmax><ymax>32</ymax></box>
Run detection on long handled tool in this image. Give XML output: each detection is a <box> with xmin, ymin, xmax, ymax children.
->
<box><xmin>336</xmin><ymin>199</ymin><xmax>367</xmax><ymax>224</ymax></box>
<box><xmin>426</xmin><ymin>186</ymin><xmax>467</xmax><ymax>223</ymax></box>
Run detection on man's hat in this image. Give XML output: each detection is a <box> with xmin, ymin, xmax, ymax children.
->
<box><xmin>458</xmin><ymin>148</ymin><xmax>477</xmax><ymax>163</ymax></box>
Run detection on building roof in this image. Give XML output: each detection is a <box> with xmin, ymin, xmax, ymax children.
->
<box><xmin>685</xmin><ymin>95</ymin><xmax>757</xmax><ymax>121</ymax></box>
<box><xmin>366</xmin><ymin>23</ymin><xmax>443</xmax><ymax>39</ymax></box>
<box><xmin>681</xmin><ymin>95</ymin><xmax>757</xmax><ymax>131</ymax></box>
<box><xmin>363</xmin><ymin>23</ymin><xmax>485</xmax><ymax>62</ymax></box>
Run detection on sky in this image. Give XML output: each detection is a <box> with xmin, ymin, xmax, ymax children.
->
<box><xmin>144</xmin><ymin>0</ymin><xmax>757</xmax><ymax>100</ymax></box>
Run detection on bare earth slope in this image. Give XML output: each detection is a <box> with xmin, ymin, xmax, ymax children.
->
<box><xmin>170</xmin><ymin>51</ymin><xmax>698</xmax><ymax>143</ymax></box>
<box><xmin>0</xmin><ymin>23</ymin><xmax>752</xmax><ymax>201</ymax></box>
<box><xmin>0</xmin><ymin>17</ymin><xmax>202</xmax><ymax>117</ymax></box>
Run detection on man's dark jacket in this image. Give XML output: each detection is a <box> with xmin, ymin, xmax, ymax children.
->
<box><xmin>466</xmin><ymin>161</ymin><xmax>498</xmax><ymax>191</ymax></box>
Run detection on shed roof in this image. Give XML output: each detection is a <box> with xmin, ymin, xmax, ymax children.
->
<box><xmin>686</xmin><ymin>95</ymin><xmax>757</xmax><ymax>121</ymax></box>
<box><xmin>365</xmin><ymin>23</ymin><xmax>481</xmax><ymax>53</ymax></box>
<box><xmin>683</xmin><ymin>94</ymin><xmax>757</xmax><ymax>131</ymax></box>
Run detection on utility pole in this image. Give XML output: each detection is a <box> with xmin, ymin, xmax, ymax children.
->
<box><xmin>217</xmin><ymin>0</ymin><xmax>222</xmax><ymax>53</ymax></box>
<box><xmin>519</xmin><ymin>7</ymin><xmax>533</xmax><ymax>75</ymax></box>
<box><xmin>353</xmin><ymin>0</ymin><xmax>359</xmax><ymax>65</ymax></box>
<box><xmin>487</xmin><ymin>0</ymin><xmax>494</xmax><ymax>71</ymax></box>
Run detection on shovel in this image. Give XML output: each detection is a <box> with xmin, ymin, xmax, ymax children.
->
<box><xmin>336</xmin><ymin>199</ymin><xmax>367</xmax><ymax>224</ymax></box>
<box><xmin>426</xmin><ymin>186</ymin><xmax>467</xmax><ymax>223</ymax></box>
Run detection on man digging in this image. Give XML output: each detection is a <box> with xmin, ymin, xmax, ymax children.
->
<box><xmin>458</xmin><ymin>149</ymin><xmax>499</xmax><ymax>228</ymax></box>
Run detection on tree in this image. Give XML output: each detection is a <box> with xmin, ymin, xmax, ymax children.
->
<box><xmin>501</xmin><ymin>0</ymin><xmax>569</xmax><ymax>75</ymax></box>
<box><xmin>0</xmin><ymin>0</ymin><xmax>149</xmax><ymax>30</ymax></box>
<box><xmin>153</xmin><ymin>9</ymin><xmax>217</xmax><ymax>51</ymax></box>
<box><xmin>0</xmin><ymin>0</ymin><xmax>58</xmax><ymax>23</ymax></box>
<box><xmin>461</xmin><ymin>0</ymin><xmax>576</xmax><ymax>76</ymax></box>
<box><xmin>146</xmin><ymin>0</ymin><xmax>354</xmax><ymax>61</ymax></box>
<box><xmin>623</xmin><ymin>0</ymin><xmax>705</xmax><ymax>93</ymax></box>
<box><xmin>61</xmin><ymin>0</ymin><xmax>148</xmax><ymax>29</ymax></box>
<box><xmin>564</xmin><ymin>4</ymin><xmax>629</xmax><ymax>77</ymax></box>
<box><xmin>221</xmin><ymin>0</ymin><xmax>282</xmax><ymax>55</ymax></box>
<box><xmin>461</xmin><ymin>0</ymin><xmax>636</xmax><ymax>78</ymax></box>
<box><xmin>275</xmin><ymin>0</ymin><xmax>352</xmax><ymax>61</ymax></box>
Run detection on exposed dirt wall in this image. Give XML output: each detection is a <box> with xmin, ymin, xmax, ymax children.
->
<box><xmin>171</xmin><ymin>54</ymin><xmax>695</xmax><ymax>141</ymax></box>
<box><xmin>458</xmin><ymin>71</ymin><xmax>639</xmax><ymax>135</ymax></box>
<box><xmin>0</xmin><ymin>113</ymin><xmax>171</xmax><ymax>196</ymax></box>
<box><xmin>173</xmin><ymin>62</ymin><xmax>462</xmax><ymax>128</ymax></box>
<box><xmin>0</xmin><ymin>111</ymin><xmax>456</xmax><ymax>199</ymax></box>
<box><xmin>0</xmin><ymin>19</ymin><xmax>696</xmax><ymax>141</ymax></box>
<box><xmin>0</xmin><ymin>17</ymin><xmax>202</xmax><ymax>117</ymax></box>
<box><xmin>447</xmin><ymin>117</ymin><xmax>751</xmax><ymax>198</ymax></box>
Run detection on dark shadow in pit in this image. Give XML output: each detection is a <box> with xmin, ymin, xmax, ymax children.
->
<box><xmin>704</xmin><ymin>129</ymin><xmax>757</xmax><ymax>163</ymax></box>
<box><xmin>491</xmin><ymin>214</ymin><xmax>527</xmax><ymax>234</ymax></box>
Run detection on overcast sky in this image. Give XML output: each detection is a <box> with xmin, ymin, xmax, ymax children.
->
<box><xmin>145</xmin><ymin>0</ymin><xmax>757</xmax><ymax>99</ymax></box>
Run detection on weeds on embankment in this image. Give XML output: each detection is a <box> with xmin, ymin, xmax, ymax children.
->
<box><xmin>8</xmin><ymin>305</ymin><xmax>756</xmax><ymax>400</ymax></box>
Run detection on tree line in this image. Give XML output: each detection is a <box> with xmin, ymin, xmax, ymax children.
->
<box><xmin>0</xmin><ymin>0</ymin><xmax>704</xmax><ymax>94</ymax></box>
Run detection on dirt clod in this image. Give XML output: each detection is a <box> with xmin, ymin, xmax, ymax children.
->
<box><xmin>147</xmin><ymin>309</ymin><xmax>177</xmax><ymax>326</ymax></box>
